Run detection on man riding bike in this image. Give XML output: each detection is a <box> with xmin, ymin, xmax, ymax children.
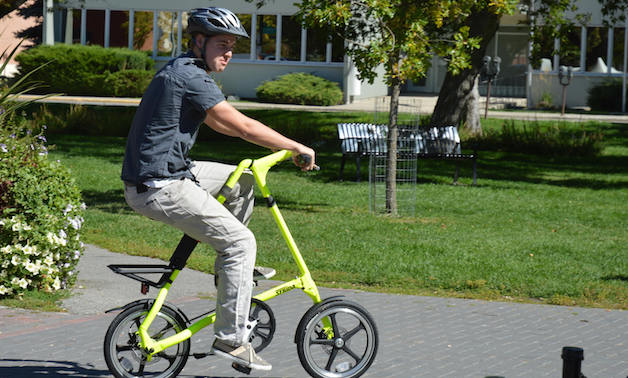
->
<box><xmin>121</xmin><ymin>7</ymin><xmax>316</xmax><ymax>371</ymax></box>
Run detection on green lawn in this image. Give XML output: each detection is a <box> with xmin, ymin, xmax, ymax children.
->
<box><xmin>45</xmin><ymin>114</ymin><xmax>628</xmax><ymax>309</ymax></box>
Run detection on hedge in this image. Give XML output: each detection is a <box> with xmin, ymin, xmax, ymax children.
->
<box><xmin>14</xmin><ymin>44</ymin><xmax>154</xmax><ymax>97</ymax></box>
<box><xmin>256</xmin><ymin>72</ymin><xmax>343</xmax><ymax>106</ymax></box>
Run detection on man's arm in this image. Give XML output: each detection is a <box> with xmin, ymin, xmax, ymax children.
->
<box><xmin>204</xmin><ymin>100</ymin><xmax>316</xmax><ymax>170</ymax></box>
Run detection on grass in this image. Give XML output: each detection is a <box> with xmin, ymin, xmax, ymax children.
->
<box><xmin>36</xmin><ymin>113</ymin><xmax>628</xmax><ymax>310</ymax></box>
<box><xmin>0</xmin><ymin>289</ymin><xmax>70</xmax><ymax>312</ymax></box>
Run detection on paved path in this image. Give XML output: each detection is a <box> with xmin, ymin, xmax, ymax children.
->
<box><xmin>0</xmin><ymin>244</ymin><xmax>626</xmax><ymax>377</ymax></box>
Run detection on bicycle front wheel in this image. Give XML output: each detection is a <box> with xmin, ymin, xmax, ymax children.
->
<box><xmin>296</xmin><ymin>300</ymin><xmax>379</xmax><ymax>378</ymax></box>
<box><xmin>103</xmin><ymin>303</ymin><xmax>190</xmax><ymax>378</ymax></box>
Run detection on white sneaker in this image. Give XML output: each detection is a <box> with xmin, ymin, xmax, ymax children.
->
<box><xmin>211</xmin><ymin>339</ymin><xmax>272</xmax><ymax>371</ymax></box>
<box><xmin>253</xmin><ymin>266</ymin><xmax>276</xmax><ymax>280</ymax></box>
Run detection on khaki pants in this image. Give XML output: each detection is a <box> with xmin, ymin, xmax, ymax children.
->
<box><xmin>124</xmin><ymin>161</ymin><xmax>256</xmax><ymax>346</ymax></box>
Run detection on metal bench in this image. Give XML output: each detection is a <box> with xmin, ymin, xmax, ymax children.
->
<box><xmin>337</xmin><ymin>123</ymin><xmax>477</xmax><ymax>184</ymax></box>
<box><xmin>337</xmin><ymin>123</ymin><xmax>387</xmax><ymax>182</ymax></box>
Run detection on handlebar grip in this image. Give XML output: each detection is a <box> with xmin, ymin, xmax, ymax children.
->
<box><xmin>297</xmin><ymin>154</ymin><xmax>320</xmax><ymax>171</ymax></box>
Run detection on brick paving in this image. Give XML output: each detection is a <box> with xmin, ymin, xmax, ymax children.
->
<box><xmin>1</xmin><ymin>245</ymin><xmax>626</xmax><ymax>378</ymax></box>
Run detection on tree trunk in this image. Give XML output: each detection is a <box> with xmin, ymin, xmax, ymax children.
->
<box><xmin>464</xmin><ymin>76</ymin><xmax>482</xmax><ymax>136</ymax></box>
<box><xmin>385</xmin><ymin>81</ymin><xmax>401</xmax><ymax>215</ymax></box>
<box><xmin>430</xmin><ymin>9</ymin><xmax>501</xmax><ymax>129</ymax></box>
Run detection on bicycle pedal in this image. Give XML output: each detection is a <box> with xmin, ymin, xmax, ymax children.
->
<box><xmin>232</xmin><ymin>362</ymin><xmax>252</xmax><ymax>375</ymax></box>
<box><xmin>192</xmin><ymin>352</ymin><xmax>213</xmax><ymax>359</ymax></box>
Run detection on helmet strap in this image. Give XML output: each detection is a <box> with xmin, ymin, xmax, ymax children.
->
<box><xmin>193</xmin><ymin>35</ymin><xmax>211</xmax><ymax>71</ymax></box>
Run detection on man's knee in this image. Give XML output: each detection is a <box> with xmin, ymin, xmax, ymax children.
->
<box><xmin>222</xmin><ymin>227</ymin><xmax>256</xmax><ymax>258</ymax></box>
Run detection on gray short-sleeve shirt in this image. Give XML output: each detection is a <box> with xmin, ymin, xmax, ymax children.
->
<box><xmin>121</xmin><ymin>53</ymin><xmax>225</xmax><ymax>184</ymax></box>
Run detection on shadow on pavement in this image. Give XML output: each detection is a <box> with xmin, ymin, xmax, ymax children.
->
<box><xmin>0</xmin><ymin>359</ymin><xmax>109</xmax><ymax>377</ymax></box>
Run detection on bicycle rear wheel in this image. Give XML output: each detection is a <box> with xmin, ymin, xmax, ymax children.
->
<box><xmin>104</xmin><ymin>303</ymin><xmax>190</xmax><ymax>378</ymax></box>
<box><xmin>296</xmin><ymin>299</ymin><xmax>378</xmax><ymax>378</ymax></box>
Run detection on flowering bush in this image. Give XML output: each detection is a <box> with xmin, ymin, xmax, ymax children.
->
<box><xmin>0</xmin><ymin>116</ymin><xmax>85</xmax><ymax>298</ymax></box>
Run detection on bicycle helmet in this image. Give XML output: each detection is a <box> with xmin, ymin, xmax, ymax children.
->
<box><xmin>187</xmin><ymin>7</ymin><xmax>249</xmax><ymax>39</ymax></box>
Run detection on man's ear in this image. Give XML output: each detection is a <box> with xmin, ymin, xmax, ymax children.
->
<box><xmin>194</xmin><ymin>34</ymin><xmax>204</xmax><ymax>49</ymax></box>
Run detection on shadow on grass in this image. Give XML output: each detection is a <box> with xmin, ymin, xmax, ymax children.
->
<box><xmin>48</xmin><ymin>123</ymin><xmax>628</xmax><ymax>191</ymax></box>
<box><xmin>81</xmin><ymin>189</ymin><xmax>132</xmax><ymax>215</ymax></box>
<box><xmin>601</xmin><ymin>274</ymin><xmax>628</xmax><ymax>282</ymax></box>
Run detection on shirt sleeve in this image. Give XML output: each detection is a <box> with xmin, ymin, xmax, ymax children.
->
<box><xmin>186</xmin><ymin>74</ymin><xmax>225</xmax><ymax>113</ymax></box>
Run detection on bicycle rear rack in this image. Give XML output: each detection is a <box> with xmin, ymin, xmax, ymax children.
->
<box><xmin>108</xmin><ymin>264</ymin><xmax>174</xmax><ymax>291</ymax></box>
<box><xmin>108</xmin><ymin>234</ymin><xmax>199</xmax><ymax>294</ymax></box>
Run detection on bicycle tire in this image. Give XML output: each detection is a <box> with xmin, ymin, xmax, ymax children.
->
<box><xmin>296</xmin><ymin>299</ymin><xmax>378</xmax><ymax>378</ymax></box>
<box><xmin>103</xmin><ymin>303</ymin><xmax>190</xmax><ymax>378</ymax></box>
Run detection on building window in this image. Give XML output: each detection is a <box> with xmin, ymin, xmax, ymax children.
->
<box><xmin>558</xmin><ymin>26</ymin><xmax>581</xmax><ymax>68</ymax></box>
<box><xmin>586</xmin><ymin>27</ymin><xmax>608</xmax><ymax>72</ymax></box>
<box><xmin>612</xmin><ymin>27</ymin><xmax>625</xmax><ymax>71</ymax></box>
<box><xmin>306</xmin><ymin>26</ymin><xmax>327</xmax><ymax>62</ymax></box>
<box><xmin>233</xmin><ymin>13</ymin><xmax>252</xmax><ymax>59</ymax></box>
<box><xmin>331</xmin><ymin>32</ymin><xmax>344</xmax><ymax>62</ymax></box>
<box><xmin>531</xmin><ymin>25</ymin><xmax>555</xmax><ymax>70</ymax></box>
<box><xmin>256</xmin><ymin>15</ymin><xmax>276</xmax><ymax>60</ymax></box>
<box><xmin>281</xmin><ymin>15</ymin><xmax>301</xmax><ymax>61</ymax></box>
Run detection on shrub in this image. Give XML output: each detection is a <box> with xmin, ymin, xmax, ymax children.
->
<box><xmin>587</xmin><ymin>79</ymin><xmax>625</xmax><ymax>112</ymax></box>
<box><xmin>0</xmin><ymin>121</ymin><xmax>85</xmax><ymax>298</ymax></box>
<box><xmin>26</xmin><ymin>103</ymin><xmax>136</xmax><ymax>136</ymax></box>
<box><xmin>0</xmin><ymin>44</ymin><xmax>85</xmax><ymax>298</ymax></box>
<box><xmin>14</xmin><ymin>44</ymin><xmax>154</xmax><ymax>96</ymax></box>
<box><xmin>256</xmin><ymin>72</ymin><xmax>343</xmax><ymax>106</ymax></box>
<box><xmin>103</xmin><ymin>69</ymin><xmax>155</xmax><ymax>97</ymax></box>
<box><xmin>467</xmin><ymin>120</ymin><xmax>604</xmax><ymax>156</ymax></box>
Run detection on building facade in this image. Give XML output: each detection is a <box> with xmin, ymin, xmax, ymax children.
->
<box><xmin>33</xmin><ymin>0</ymin><xmax>628</xmax><ymax>109</ymax></box>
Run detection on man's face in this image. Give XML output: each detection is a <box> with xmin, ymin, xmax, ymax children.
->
<box><xmin>198</xmin><ymin>34</ymin><xmax>236</xmax><ymax>72</ymax></box>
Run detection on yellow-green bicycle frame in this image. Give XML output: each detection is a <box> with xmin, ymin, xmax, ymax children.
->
<box><xmin>136</xmin><ymin>150</ymin><xmax>323</xmax><ymax>358</ymax></box>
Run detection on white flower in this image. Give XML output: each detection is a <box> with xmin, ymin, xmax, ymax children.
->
<box><xmin>0</xmin><ymin>285</ymin><xmax>12</xmax><ymax>295</ymax></box>
<box><xmin>68</xmin><ymin>216</ymin><xmax>83</xmax><ymax>230</ymax></box>
<box><xmin>11</xmin><ymin>223</ymin><xmax>20</xmax><ymax>232</ymax></box>
<box><xmin>1</xmin><ymin>260</ymin><xmax>9</xmax><ymax>268</ymax></box>
<box><xmin>47</xmin><ymin>232</ymin><xmax>55</xmax><ymax>244</ymax></box>
<box><xmin>11</xmin><ymin>255</ymin><xmax>20</xmax><ymax>266</ymax></box>
<box><xmin>24</xmin><ymin>261</ymin><xmax>40</xmax><ymax>274</ymax></box>
<box><xmin>57</xmin><ymin>231</ymin><xmax>67</xmax><ymax>246</ymax></box>
<box><xmin>0</xmin><ymin>270</ymin><xmax>6</xmax><ymax>278</ymax></box>
<box><xmin>1</xmin><ymin>245</ymin><xmax>12</xmax><ymax>254</ymax></box>
<box><xmin>10</xmin><ymin>277</ymin><xmax>19</xmax><ymax>285</ymax></box>
<box><xmin>44</xmin><ymin>255</ymin><xmax>54</xmax><ymax>266</ymax></box>
<box><xmin>17</xmin><ymin>278</ymin><xmax>28</xmax><ymax>289</ymax></box>
<box><xmin>22</xmin><ymin>245</ymin><xmax>35</xmax><ymax>255</ymax></box>
<box><xmin>79</xmin><ymin>202</ymin><xmax>87</xmax><ymax>210</ymax></box>
<box><xmin>52</xmin><ymin>277</ymin><xmax>61</xmax><ymax>290</ymax></box>
<box><xmin>63</xmin><ymin>203</ymin><xmax>74</xmax><ymax>216</ymax></box>
<box><xmin>0</xmin><ymin>218</ymin><xmax>5</xmax><ymax>226</ymax></box>
<box><xmin>22</xmin><ymin>223</ymin><xmax>31</xmax><ymax>231</ymax></box>
<box><xmin>73</xmin><ymin>250</ymin><xmax>81</xmax><ymax>259</ymax></box>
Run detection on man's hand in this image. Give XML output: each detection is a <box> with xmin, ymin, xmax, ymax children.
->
<box><xmin>292</xmin><ymin>145</ymin><xmax>317</xmax><ymax>171</ymax></box>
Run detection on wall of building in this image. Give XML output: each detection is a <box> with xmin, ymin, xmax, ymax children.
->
<box><xmin>529</xmin><ymin>71</ymin><xmax>621</xmax><ymax>109</ymax></box>
<box><xmin>0</xmin><ymin>0</ymin><xmax>38</xmax><ymax>77</ymax></box>
<box><xmin>58</xmin><ymin>0</ymin><xmax>388</xmax><ymax>102</ymax></box>
<box><xmin>211</xmin><ymin>61</ymin><xmax>344</xmax><ymax>99</ymax></box>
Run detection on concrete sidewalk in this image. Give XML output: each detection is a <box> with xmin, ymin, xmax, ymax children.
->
<box><xmin>0</xmin><ymin>244</ymin><xmax>626</xmax><ymax>377</ymax></box>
